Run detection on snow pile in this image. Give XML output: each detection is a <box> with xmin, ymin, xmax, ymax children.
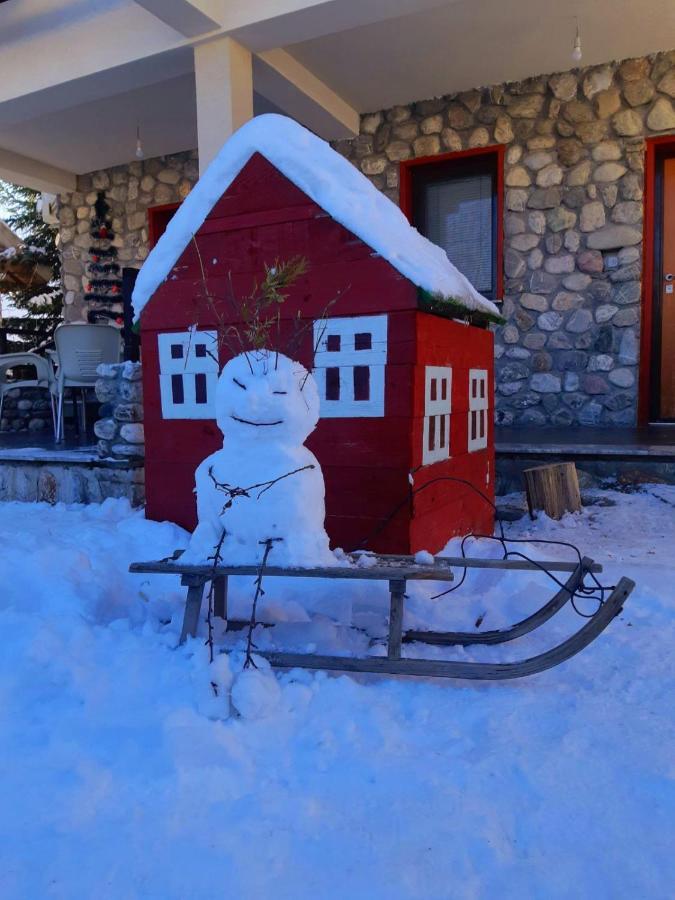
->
<box><xmin>1</xmin><ymin>487</ymin><xmax>674</xmax><ymax>897</ymax></box>
<box><xmin>184</xmin><ymin>350</ymin><xmax>335</xmax><ymax>566</ymax></box>
<box><xmin>132</xmin><ymin>114</ymin><xmax>499</xmax><ymax>320</ymax></box>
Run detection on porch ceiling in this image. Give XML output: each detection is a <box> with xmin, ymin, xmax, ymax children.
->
<box><xmin>289</xmin><ymin>0</ymin><xmax>675</xmax><ymax>112</ymax></box>
<box><xmin>0</xmin><ymin>0</ymin><xmax>674</xmax><ymax>182</ymax></box>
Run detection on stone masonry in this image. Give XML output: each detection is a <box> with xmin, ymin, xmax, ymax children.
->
<box><xmin>94</xmin><ymin>361</ymin><xmax>145</xmax><ymax>463</ymax></box>
<box><xmin>334</xmin><ymin>50</ymin><xmax>675</xmax><ymax>426</ymax></box>
<box><xmin>57</xmin><ymin>150</ymin><xmax>199</xmax><ymax>322</ymax></box>
<box><xmin>0</xmin><ymin>386</ymin><xmax>53</xmax><ymax>433</ymax></box>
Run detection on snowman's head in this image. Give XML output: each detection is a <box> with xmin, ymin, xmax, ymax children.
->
<box><xmin>215</xmin><ymin>350</ymin><xmax>320</xmax><ymax>445</ymax></box>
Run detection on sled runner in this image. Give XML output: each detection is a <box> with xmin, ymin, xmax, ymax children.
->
<box><xmin>130</xmin><ymin>552</ymin><xmax>635</xmax><ymax>680</ymax></box>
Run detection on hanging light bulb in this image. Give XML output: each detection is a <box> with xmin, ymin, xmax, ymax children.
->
<box><xmin>571</xmin><ymin>17</ymin><xmax>582</xmax><ymax>63</ymax></box>
<box><xmin>135</xmin><ymin>123</ymin><xmax>145</xmax><ymax>160</ymax></box>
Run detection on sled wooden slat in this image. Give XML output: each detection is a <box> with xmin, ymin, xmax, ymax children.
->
<box><xmin>129</xmin><ymin>555</ymin><xmax>602</xmax><ymax>577</ymax></box>
<box><xmin>130</xmin><ymin>559</ymin><xmax>455</xmax><ymax>581</ymax></box>
<box><xmin>261</xmin><ymin>578</ymin><xmax>635</xmax><ymax>680</ymax></box>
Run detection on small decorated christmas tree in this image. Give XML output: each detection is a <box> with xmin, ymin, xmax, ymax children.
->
<box><xmin>84</xmin><ymin>191</ymin><xmax>122</xmax><ymax>320</ymax></box>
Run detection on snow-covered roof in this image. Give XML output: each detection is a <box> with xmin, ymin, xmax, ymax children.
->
<box><xmin>132</xmin><ymin>114</ymin><xmax>499</xmax><ymax>320</ymax></box>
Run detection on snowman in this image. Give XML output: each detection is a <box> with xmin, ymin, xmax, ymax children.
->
<box><xmin>183</xmin><ymin>349</ymin><xmax>335</xmax><ymax>567</ymax></box>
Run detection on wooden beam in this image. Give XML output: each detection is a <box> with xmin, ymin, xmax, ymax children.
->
<box><xmin>254</xmin><ymin>48</ymin><xmax>359</xmax><ymax>139</ymax></box>
<box><xmin>0</xmin><ymin>148</ymin><xmax>76</xmax><ymax>194</ymax></box>
<box><xmin>133</xmin><ymin>0</ymin><xmax>220</xmax><ymax>38</ymax></box>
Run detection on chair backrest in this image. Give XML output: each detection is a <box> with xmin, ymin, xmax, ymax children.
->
<box><xmin>0</xmin><ymin>352</ymin><xmax>53</xmax><ymax>392</ymax></box>
<box><xmin>54</xmin><ymin>324</ymin><xmax>122</xmax><ymax>385</ymax></box>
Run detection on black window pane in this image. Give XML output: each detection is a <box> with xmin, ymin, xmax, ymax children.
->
<box><xmin>353</xmin><ymin>366</ymin><xmax>370</xmax><ymax>401</ymax></box>
<box><xmin>171</xmin><ymin>344</ymin><xmax>183</xmax><ymax>359</ymax></box>
<box><xmin>195</xmin><ymin>373</ymin><xmax>207</xmax><ymax>404</ymax></box>
<box><xmin>326</xmin><ymin>367</ymin><xmax>340</xmax><ymax>400</ymax></box>
<box><xmin>428</xmin><ymin>415</ymin><xmax>436</xmax><ymax>451</ymax></box>
<box><xmin>354</xmin><ymin>332</ymin><xmax>372</xmax><ymax>350</ymax></box>
<box><xmin>171</xmin><ymin>374</ymin><xmax>184</xmax><ymax>404</ymax></box>
<box><xmin>326</xmin><ymin>335</ymin><xmax>341</xmax><ymax>352</ymax></box>
<box><xmin>195</xmin><ymin>344</ymin><xmax>206</xmax><ymax>358</ymax></box>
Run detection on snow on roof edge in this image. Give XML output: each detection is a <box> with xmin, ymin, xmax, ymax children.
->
<box><xmin>132</xmin><ymin>114</ymin><xmax>499</xmax><ymax>321</ymax></box>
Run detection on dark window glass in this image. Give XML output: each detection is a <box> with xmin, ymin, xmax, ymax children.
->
<box><xmin>428</xmin><ymin>415</ymin><xmax>436</xmax><ymax>451</ymax></box>
<box><xmin>171</xmin><ymin>374</ymin><xmax>184</xmax><ymax>404</ymax></box>
<box><xmin>430</xmin><ymin>378</ymin><xmax>437</xmax><ymax>401</ymax></box>
<box><xmin>471</xmin><ymin>410</ymin><xmax>477</xmax><ymax>441</ymax></box>
<box><xmin>412</xmin><ymin>154</ymin><xmax>498</xmax><ymax>300</ymax></box>
<box><xmin>326</xmin><ymin>367</ymin><xmax>340</xmax><ymax>400</ymax></box>
<box><xmin>195</xmin><ymin>344</ymin><xmax>206</xmax><ymax>358</ymax></box>
<box><xmin>441</xmin><ymin>378</ymin><xmax>447</xmax><ymax>401</ymax></box>
<box><xmin>326</xmin><ymin>335</ymin><xmax>341</xmax><ymax>352</ymax></box>
<box><xmin>353</xmin><ymin>366</ymin><xmax>370</xmax><ymax>401</ymax></box>
<box><xmin>439</xmin><ymin>415</ymin><xmax>446</xmax><ymax>448</ymax></box>
<box><xmin>195</xmin><ymin>373</ymin><xmax>207</xmax><ymax>404</ymax></box>
<box><xmin>355</xmin><ymin>332</ymin><xmax>372</xmax><ymax>350</ymax></box>
<box><xmin>171</xmin><ymin>344</ymin><xmax>183</xmax><ymax>359</ymax></box>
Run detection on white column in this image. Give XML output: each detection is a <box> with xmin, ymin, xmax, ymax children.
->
<box><xmin>194</xmin><ymin>36</ymin><xmax>253</xmax><ymax>174</ymax></box>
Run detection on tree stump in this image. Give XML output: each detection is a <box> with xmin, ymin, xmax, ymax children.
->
<box><xmin>523</xmin><ymin>462</ymin><xmax>582</xmax><ymax>520</ymax></box>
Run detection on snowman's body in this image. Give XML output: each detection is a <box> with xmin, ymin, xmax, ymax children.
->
<box><xmin>184</xmin><ymin>350</ymin><xmax>335</xmax><ymax>567</ymax></box>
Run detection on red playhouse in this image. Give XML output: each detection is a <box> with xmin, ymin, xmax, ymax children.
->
<box><xmin>132</xmin><ymin>114</ymin><xmax>500</xmax><ymax>555</ymax></box>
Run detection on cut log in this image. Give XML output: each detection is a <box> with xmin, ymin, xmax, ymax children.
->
<box><xmin>523</xmin><ymin>461</ymin><xmax>582</xmax><ymax>520</ymax></box>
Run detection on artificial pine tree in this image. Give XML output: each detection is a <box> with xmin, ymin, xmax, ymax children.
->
<box><xmin>84</xmin><ymin>192</ymin><xmax>123</xmax><ymax>320</ymax></box>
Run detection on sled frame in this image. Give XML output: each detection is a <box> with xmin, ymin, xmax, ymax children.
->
<box><xmin>129</xmin><ymin>552</ymin><xmax>633</xmax><ymax>680</ymax></box>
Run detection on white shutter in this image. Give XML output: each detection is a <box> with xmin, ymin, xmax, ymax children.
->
<box><xmin>467</xmin><ymin>368</ymin><xmax>489</xmax><ymax>452</ymax></box>
<box><xmin>158</xmin><ymin>330</ymin><xmax>218</xmax><ymax>419</ymax></box>
<box><xmin>423</xmin><ymin>366</ymin><xmax>452</xmax><ymax>465</ymax></box>
<box><xmin>313</xmin><ymin>315</ymin><xmax>387</xmax><ymax>417</ymax></box>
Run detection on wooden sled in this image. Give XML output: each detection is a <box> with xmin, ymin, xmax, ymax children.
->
<box><xmin>129</xmin><ymin>553</ymin><xmax>634</xmax><ymax>681</ymax></box>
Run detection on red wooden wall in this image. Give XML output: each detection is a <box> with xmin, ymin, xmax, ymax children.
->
<box><xmin>141</xmin><ymin>153</ymin><xmax>494</xmax><ymax>554</ymax></box>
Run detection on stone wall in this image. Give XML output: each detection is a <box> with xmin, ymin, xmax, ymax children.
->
<box><xmin>0</xmin><ymin>386</ymin><xmax>53</xmax><ymax>433</ymax></box>
<box><xmin>58</xmin><ymin>150</ymin><xmax>199</xmax><ymax>322</ymax></box>
<box><xmin>335</xmin><ymin>50</ymin><xmax>675</xmax><ymax>426</ymax></box>
<box><xmin>94</xmin><ymin>361</ymin><xmax>145</xmax><ymax>462</ymax></box>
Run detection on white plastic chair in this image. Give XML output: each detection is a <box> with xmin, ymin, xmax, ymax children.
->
<box><xmin>54</xmin><ymin>324</ymin><xmax>122</xmax><ymax>440</ymax></box>
<box><xmin>0</xmin><ymin>352</ymin><xmax>57</xmax><ymax>438</ymax></box>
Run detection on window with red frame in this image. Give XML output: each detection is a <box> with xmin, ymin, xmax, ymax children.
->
<box><xmin>410</xmin><ymin>153</ymin><xmax>500</xmax><ymax>301</ymax></box>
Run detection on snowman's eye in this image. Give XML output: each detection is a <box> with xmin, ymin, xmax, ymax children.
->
<box><xmin>273</xmin><ymin>391</ymin><xmax>287</xmax><ymax>395</ymax></box>
<box><xmin>233</xmin><ymin>378</ymin><xmax>247</xmax><ymax>390</ymax></box>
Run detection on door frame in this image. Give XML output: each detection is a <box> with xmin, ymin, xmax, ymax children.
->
<box><xmin>640</xmin><ymin>135</ymin><xmax>675</xmax><ymax>423</ymax></box>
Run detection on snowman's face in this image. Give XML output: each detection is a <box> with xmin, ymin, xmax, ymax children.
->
<box><xmin>215</xmin><ymin>350</ymin><xmax>320</xmax><ymax>445</ymax></box>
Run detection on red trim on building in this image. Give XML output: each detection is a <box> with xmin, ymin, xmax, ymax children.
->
<box><xmin>148</xmin><ymin>202</ymin><xmax>180</xmax><ymax>249</ymax></box>
<box><xmin>399</xmin><ymin>144</ymin><xmax>505</xmax><ymax>301</ymax></box>
<box><xmin>640</xmin><ymin>135</ymin><xmax>675</xmax><ymax>424</ymax></box>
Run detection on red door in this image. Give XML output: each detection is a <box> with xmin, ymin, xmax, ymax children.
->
<box><xmin>659</xmin><ymin>157</ymin><xmax>675</xmax><ymax>420</ymax></box>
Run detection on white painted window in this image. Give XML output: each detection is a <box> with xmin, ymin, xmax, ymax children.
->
<box><xmin>313</xmin><ymin>314</ymin><xmax>387</xmax><ymax>417</ymax></box>
<box><xmin>468</xmin><ymin>368</ymin><xmax>489</xmax><ymax>452</ymax></box>
<box><xmin>158</xmin><ymin>330</ymin><xmax>218</xmax><ymax>419</ymax></box>
<box><xmin>423</xmin><ymin>366</ymin><xmax>452</xmax><ymax>465</ymax></box>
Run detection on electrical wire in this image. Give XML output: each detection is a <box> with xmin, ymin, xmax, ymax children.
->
<box><xmin>352</xmin><ymin>473</ymin><xmax>616</xmax><ymax>619</ymax></box>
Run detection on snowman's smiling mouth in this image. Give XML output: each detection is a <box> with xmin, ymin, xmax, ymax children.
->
<box><xmin>231</xmin><ymin>415</ymin><xmax>284</xmax><ymax>427</ymax></box>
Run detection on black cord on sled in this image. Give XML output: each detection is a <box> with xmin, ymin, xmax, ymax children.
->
<box><xmin>352</xmin><ymin>474</ymin><xmax>616</xmax><ymax>619</ymax></box>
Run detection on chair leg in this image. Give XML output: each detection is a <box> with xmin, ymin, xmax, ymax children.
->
<box><xmin>49</xmin><ymin>393</ymin><xmax>57</xmax><ymax>440</ymax></box>
<box><xmin>56</xmin><ymin>390</ymin><xmax>64</xmax><ymax>442</ymax></box>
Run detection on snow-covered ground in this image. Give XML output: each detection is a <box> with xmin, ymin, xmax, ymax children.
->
<box><xmin>1</xmin><ymin>487</ymin><xmax>674</xmax><ymax>899</ymax></box>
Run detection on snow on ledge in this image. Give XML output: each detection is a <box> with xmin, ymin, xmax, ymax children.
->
<box><xmin>132</xmin><ymin>114</ymin><xmax>499</xmax><ymax>321</ymax></box>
